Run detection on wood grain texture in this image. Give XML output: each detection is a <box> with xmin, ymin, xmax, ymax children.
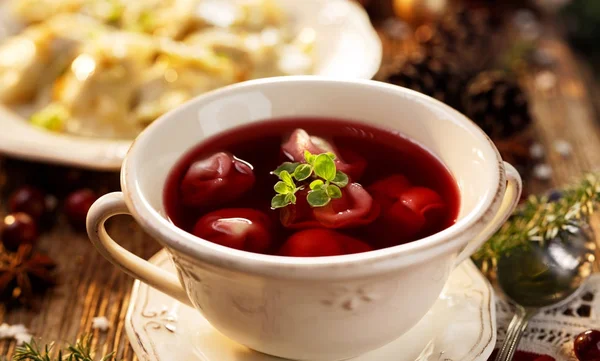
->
<box><xmin>1</xmin><ymin>25</ymin><xmax>600</xmax><ymax>361</ymax></box>
<box><xmin>0</xmin><ymin>160</ymin><xmax>160</xmax><ymax>359</ymax></box>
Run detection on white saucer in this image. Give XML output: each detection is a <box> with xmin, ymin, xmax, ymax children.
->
<box><xmin>125</xmin><ymin>250</ymin><xmax>496</xmax><ymax>361</ymax></box>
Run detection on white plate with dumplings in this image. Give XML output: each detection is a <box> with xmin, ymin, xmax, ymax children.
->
<box><xmin>0</xmin><ymin>0</ymin><xmax>381</xmax><ymax>170</ymax></box>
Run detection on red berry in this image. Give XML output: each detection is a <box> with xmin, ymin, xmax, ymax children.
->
<box><xmin>9</xmin><ymin>186</ymin><xmax>47</xmax><ymax>220</ymax></box>
<box><xmin>64</xmin><ymin>168</ymin><xmax>84</xmax><ymax>189</ymax></box>
<box><xmin>574</xmin><ymin>329</ymin><xmax>600</xmax><ymax>361</ymax></box>
<box><xmin>278</xmin><ymin>229</ymin><xmax>372</xmax><ymax>257</ymax></box>
<box><xmin>0</xmin><ymin>213</ymin><xmax>38</xmax><ymax>251</ymax></box>
<box><xmin>64</xmin><ymin>189</ymin><xmax>98</xmax><ymax>228</ymax></box>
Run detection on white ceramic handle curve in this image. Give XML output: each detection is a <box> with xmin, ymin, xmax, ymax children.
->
<box><xmin>86</xmin><ymin>192</ymin><xmax>192</xmax><ymax>307</ymax></box>
<box><xmin>454</xmin><ymin>162</ymin><xmax>522</xmax><ymax>266</ymax></box>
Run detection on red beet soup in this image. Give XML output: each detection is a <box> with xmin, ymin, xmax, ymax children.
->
<box><xmin>163</xmin><ymin>118</ymin><xmax>460</xmax><ymax>257</ymax></box>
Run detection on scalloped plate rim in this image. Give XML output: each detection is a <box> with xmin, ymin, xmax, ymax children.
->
<box><xmin>124</xmin><ymin>249</ymin><xmax>496</xmax><ymax>361</ymax></box>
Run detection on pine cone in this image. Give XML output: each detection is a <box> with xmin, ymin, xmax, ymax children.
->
<box><xmin>462</xmin><ymin>70</ymin><xmax>532</xmax><ymax>140</ymax></box>
<box><xmin>415</xmin><ymin>7</ymin><xmax>497</xmax><ymax>74</ymax></box>
<box><xmin>385</xmin><ymin>48</ymin><xmax>465</xmax><ymax>110</ymax></box>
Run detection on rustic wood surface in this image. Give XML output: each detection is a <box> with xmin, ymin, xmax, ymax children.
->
<box><xmin>1</xmin><ymin>18</ymin><xmax>600</xmax><ymax>361</ymax></box>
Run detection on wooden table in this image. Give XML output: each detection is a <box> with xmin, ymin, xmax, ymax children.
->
<box><xmin>1</xmin><ymin>22</ymin><xmax>600</xmax><ymax>361</ymax></box>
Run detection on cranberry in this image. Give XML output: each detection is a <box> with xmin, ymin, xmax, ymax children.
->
<box><xmin>64</xmin><ymin>168</ymin><xmax>84</xmax><ymax>189</ymax></box>
<box><xmin>8</xmin><ymin>186</ymin><xmax>47</xmax><ymax>220</ymax></box>
<box><xmin>0</xmin><ymin>213</ymin><xmax>39</xmax><ymax>251</ymax></box>
<box><xmin>64</xmin><ymin>189</ymin><xmax>98</xmax><ymax>229</ymax></box>
<box><xmin>44</xmin><ymin>167</ymin><xmax>84</xmax><ymax>195</ymax></box>
<box><xmin>574</xmin><ymin>329</ymin><xmax>600</xmax><ymax>361</ymax></box>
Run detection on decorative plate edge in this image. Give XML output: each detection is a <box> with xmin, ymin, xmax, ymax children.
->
<box><xmin>125</xmin><ymin>252</ymin><xmax>496</xmax><ymax>361</ymax></box>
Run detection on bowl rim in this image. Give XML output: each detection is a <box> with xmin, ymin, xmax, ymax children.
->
<box><xmin>120</xmin><ymin>76</ymin><xmax>506</xmax><ymax>279</ymax></box>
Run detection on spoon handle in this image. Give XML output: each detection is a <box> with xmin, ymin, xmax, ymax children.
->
<box><xmin>494</xmin><ymin>307</ymin><xmax>537</xmax><ymax>361</ymax></box>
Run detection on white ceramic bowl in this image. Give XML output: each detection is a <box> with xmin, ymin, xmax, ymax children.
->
<box><xmin>87</xmin><ymin>77</ymin><xmax>521</xmax><ymax>361</ymax></box>
<box><xmin>0</xmin><ymin>0</ymin><xmax>381</xmax><ymax>170</ymax></box>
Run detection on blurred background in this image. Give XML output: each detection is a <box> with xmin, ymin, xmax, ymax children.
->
<box><xmin>359</xmin><ymin>0</ymin><xmax>600</xmax><ymax>187</ymax></box>
<box><xmin>1</xmin><ymin>0</ymin><xmax>600</xmax><ymax>359</ymax></box>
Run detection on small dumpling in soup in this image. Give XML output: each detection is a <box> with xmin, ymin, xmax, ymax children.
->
<box><xmin>180</xmin><ymin>152</ymin><xmax>256</xmax><ymax>208</ymax></box>
<box><xmin>280</xmin><ymin>183</ymin><xmax>379</xmax><ymax>229</ymax></box>
<box><xmin>367</xmin><ymin>175</ymin><xmax>447</xmax><ymax>248</ymax></box>
<box><xmin>163</xmin><ymin>119</ymin><xmax>460</xmax><ymax>257</ymax></box>
<box><xmin>282</xmin><ymin>129</ymin><xmax>367</xmax><ymax>181</ymax></box>
<box><xmin>279</xmin><ymin>229</ymin><xmax>372</xmax><ymax>257</ymax></box>
<box><xmin>193</xmin><ymin>208</ymin><xmax>274</xmax><ymax>253</ymax></box>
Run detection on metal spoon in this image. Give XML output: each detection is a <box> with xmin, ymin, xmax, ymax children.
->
<box><xmin>493</xmin><ymin>223</ymin><xmax>596</xmax><ymax>361</ymax></box>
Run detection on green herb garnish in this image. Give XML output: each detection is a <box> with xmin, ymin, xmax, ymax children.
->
<box><xmin>270</xmin><ymin>150</ymin><xmax>349</xmax><ymax>209</ymax></box>
<box><xmin>473</xmin><ymin>172</ymin><xmax>600</xmax><ymax>273</ymax></box>
<box><xmin>271</xmin><ymin>162</ymin><xmax>300</xmax><ymax>177</ymax></box>
<box><xmin>271</xmin><ymin>169</ymin><xmax>304</xmax><ymax>209</ymax></box>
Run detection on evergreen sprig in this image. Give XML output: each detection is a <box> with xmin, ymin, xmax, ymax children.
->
<box><xmin>473</xmin><ymin>172</ymin><xmax>600</xmax><ymax>270</ymax></box>
<box><xmin>11</xmin><ymin>334</ymin><xmax>117</xmax><ymax>361</ymax></box>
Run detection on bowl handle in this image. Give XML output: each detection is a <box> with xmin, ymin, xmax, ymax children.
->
<box><xmin>86</xmin><ymin>192</ymin><xmax>193</xmax><ymax>307</ymax></box>
<box><xmin>454</xmin><ymin>162</ymin><xmax>522</xmax><ymax>267</ymax></box>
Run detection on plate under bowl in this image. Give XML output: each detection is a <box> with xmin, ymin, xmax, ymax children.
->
<box><xmin>125</xmin><ymin>249</ymin><xmax>496</xmax><ymax>361</ymax></box>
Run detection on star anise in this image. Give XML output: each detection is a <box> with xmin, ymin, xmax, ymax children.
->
<box><xmin>0</xmin><ymin>244</ymin><xmax>56</xmax><ymax>306</ymax></box>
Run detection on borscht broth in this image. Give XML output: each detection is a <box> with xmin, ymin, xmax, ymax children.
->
<box><xmin>163</xmin><ymin>118</ymin><xmax>460</xmax><ymax>257</ymax></box>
